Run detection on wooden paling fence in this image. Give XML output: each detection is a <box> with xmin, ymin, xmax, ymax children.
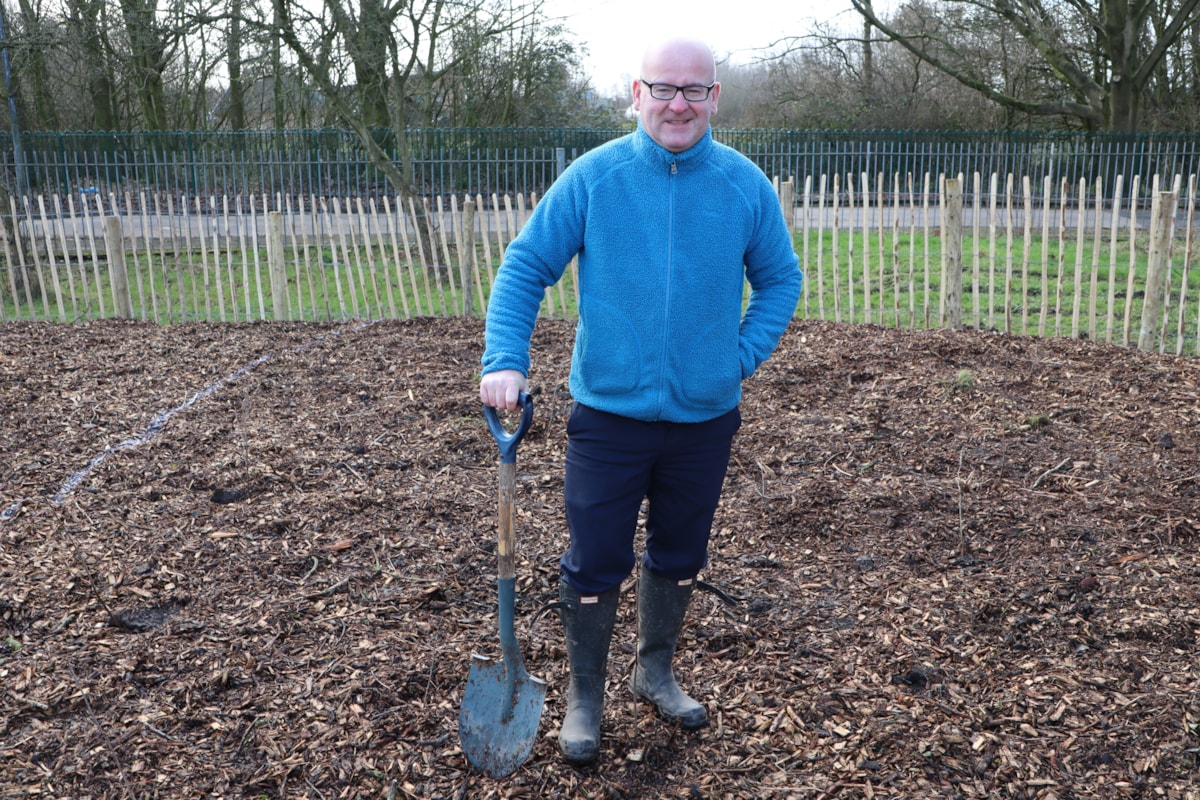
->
<box><xmin>791</xmin><ymin>171</ymin><xmax>1197</xmax><ymax>354</ymax></box>
<box><xmin>1</xmin><ymin>173</ymin><xmax>1198</xmax><ymax>355</ymax></box>
<box><xmin>0</xmin><ymin>190</ymin><xmax>551</xmax><ymax>326</ymax></box>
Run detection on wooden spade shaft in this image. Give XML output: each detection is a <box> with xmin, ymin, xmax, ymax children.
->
<box><xmin>497</xmin><ymin>460</ymin><xmax>517</xmax><ymax>581</ymax></box>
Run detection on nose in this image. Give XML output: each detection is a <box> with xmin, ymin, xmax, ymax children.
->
<box><xmin>667</xmin><ymin>92</ymin><xmax>691</xmax><ymax>112</ymax></box>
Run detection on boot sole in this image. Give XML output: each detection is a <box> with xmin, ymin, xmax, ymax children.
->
<box><xmin>632</xmin><ymin>689</ymin><xmax>708</xmax><ymax>729</ymax></box>
<box><xmin>559</xmin><ymin>743</ymin><xmax>600</xmax><ymax>764</ymax></box>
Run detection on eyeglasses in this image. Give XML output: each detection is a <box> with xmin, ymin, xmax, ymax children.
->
<box><xmin>640</xmin><ymin>79</ymin><xmax>715</xmax><ymax>102</ymax></box>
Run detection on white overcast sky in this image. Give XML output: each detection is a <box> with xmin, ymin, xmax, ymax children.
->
<box><xmin>540</xmin><ymin>0</ymin><xmax>863</xmax><ymax>93</ymax></box>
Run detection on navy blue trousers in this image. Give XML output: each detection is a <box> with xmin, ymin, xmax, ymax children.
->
<box><xmin>560</xmin><ymin>403</ymin><xmax>742</xmax><ymax>593</ymax></box>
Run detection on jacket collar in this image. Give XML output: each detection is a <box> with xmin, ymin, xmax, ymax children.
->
<box><xmin>633</xmin><ymin>124</ymin><xmax>714</xmax><ymax>171</ymax></box>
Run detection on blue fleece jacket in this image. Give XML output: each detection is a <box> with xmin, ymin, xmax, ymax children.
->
<box><xmin>482</xmin><ymin>124</ymin><xmax>802</xmax><ymax>423</ymax></box>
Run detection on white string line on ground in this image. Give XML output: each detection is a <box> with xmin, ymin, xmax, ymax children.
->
<box><xmin>0</xmin><ymin>321</ymin><xmax>377</xmax><ymax>525</ymax></box>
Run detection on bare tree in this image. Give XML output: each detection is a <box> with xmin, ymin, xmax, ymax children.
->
<box><xmin>0</xmin><ymin>0</ymin><xmax>603</xmax><ymax>139</ymax></box>
<box><xmin>13</xmin><ymin>0</ymin><xmax>61</xmax><ymax>128</ymax></box>
<box><xmin>244</xmin><ymin>0</ymin><xmax>558</xmax><ymax>194</ymax></box>
<box><xmin>734</xmin><ymin>5</ymin><xmax>1007</xmax><ymax>130</ymax></box>
<box><xmin>23</xmin><ymin>0</ymin><xmax>226</xmax><ymax>131</ymax></box>
<box><xmin>324</xmin><ymin>0</ymin><xmax>392</xmax><ymax>129</ymax></box>
<box><xmin>262</xmin><ymin>0</ymin><xmax>407</xmax><ymax>193</ymax></box>
<box><xmin>435</xmin><ymin>13</ymin><xmax>598</xmax><ymax>127</ymax></box>
<box><xmin>848</xmin><ymin>0</ymin><xmax>1200</xmax><ymax>132</ymax></box>
<box><xmin>1143</xmin><ymin>1</ymin><xmax>1200</xmax><ymax>129</ymax></box>
<box><xmin>66</xmin><ymin>0</ymin><xmax>118</xmax><ymax>130</ymax></box>
<box><xmin>116</xmin><ymin>0</ymin><xmax>172</xmax><ymax>130</ymax></box>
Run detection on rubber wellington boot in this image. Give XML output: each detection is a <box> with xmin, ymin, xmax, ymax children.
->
<box><xmin>558</xmin><ymin>580</ymin><xmax>620</xmax><ymax>764</ymax></box>
<box><xmin>630</xmin><ymin>569</ymin><xmax>708</xmax><ymax>729</ymax></box>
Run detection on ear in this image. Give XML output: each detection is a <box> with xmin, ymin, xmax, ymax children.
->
<box><xmin>631</xmin><ymin>78</ymin><xmax>644</xmax><ymax>112</ymax></box>
<box><xmin>709</xmin><ymin>82</ymin><xmax>721</xmax><ymax>114</ymax></box>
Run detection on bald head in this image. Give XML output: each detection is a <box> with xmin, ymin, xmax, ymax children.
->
<box><xmin>640</xmin><ymin>38</ymin><xmax>717</xmax><ymax>85</ymax></box>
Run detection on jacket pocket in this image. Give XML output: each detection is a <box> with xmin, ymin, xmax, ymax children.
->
<box><xmin>678</xmin><ymin>321</ymin><xmax>741</xmax><ymax>408</ymax></box>
<box><xmin>574</xmin><ymin>303</ymin><xmax>642</xmax><ymax>395</ymax></box>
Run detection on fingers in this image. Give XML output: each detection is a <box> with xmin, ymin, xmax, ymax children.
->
<box><xmin>480</xmin><ymin>370</ymin><xmax>527</xmax><ymax>411</ymax></box>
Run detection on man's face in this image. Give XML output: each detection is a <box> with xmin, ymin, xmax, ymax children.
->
<box><xmin>632</xmin><ymin>42</ymin><xmax>720</xmax><ymax>154</ymax></box>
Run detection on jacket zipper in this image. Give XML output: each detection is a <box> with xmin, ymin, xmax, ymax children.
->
<box><xmin>657</xmin><ymin>160</ymin><xmax>678</xmax><ymax>418</ymax></box>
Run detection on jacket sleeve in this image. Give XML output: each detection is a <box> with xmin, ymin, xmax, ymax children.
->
<box><xmin>481</xmin><ymin>175</ymin><xmax>586</xmax><ymax>377</ymax></box>
<box><xmin>739</xmin><ymin>175</ymin><xmax>802</xmax><ymax>379</ymax></box>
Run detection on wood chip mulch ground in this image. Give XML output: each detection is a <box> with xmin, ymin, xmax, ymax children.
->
<box><xmin>2</xmin><ymin>316</ymin><xmax>1200</xmax><ymax>799</ymax></box>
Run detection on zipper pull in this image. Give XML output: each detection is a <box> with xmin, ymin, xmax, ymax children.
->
<box><xmin>670</xmin><ymin>161</ymin><xmax>677</xmax><ymax>174</ymax></box>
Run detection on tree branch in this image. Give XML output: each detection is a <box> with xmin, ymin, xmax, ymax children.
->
<box><xmin>1132</xmin><ymin>0</ymin><xmax>1200</xmax><ymax>88</ymax></box>
<box><xmin>847</xmin><ymin>0</ymin><xmax>1102</xmax><ymax>121</ymax></box>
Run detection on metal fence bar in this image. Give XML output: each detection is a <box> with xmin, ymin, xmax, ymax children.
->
<box><xmin>5</xmin><ymin>128</ymin><xmax>1200</xmax><ymax>202</ymax></box>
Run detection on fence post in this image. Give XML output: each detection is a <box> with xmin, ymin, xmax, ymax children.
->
<box><xmin>1138</xmin><ymin>190</ymin><xmax>1177</xmax><ymax>351</ymax></box>
<box><xmin>942</xmin><ymin>177</ymin><xmax>963</xmax><ymax>328</ymax></box>
<box><xmin>103</xmin><ymin>216</ymin><xmax>133</xmax><ymax>319</ymax></box>
<box><xmin>462</xmin><ymin>198</ymin><xmax>477</xmax><ymax>317</ymax></box>
<box><xmin>266</xmin><ymin>211</ymin><xmax>290</xmax><ymax>320</ymax></box>
<box><xmin>776</xmin><ymin>176</ymin><xmax>795</xmax><ymax>234</ymax></box>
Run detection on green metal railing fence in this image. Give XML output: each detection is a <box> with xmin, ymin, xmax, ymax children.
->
<box><xmin>2</xmin><ymin>128</ymin><xmax>1199</xmax><ymax>201</ymax></box>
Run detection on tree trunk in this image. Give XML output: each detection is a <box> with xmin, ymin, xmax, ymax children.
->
<box><xmin>65</xmin><ymin>0</ymin><xmax>118</xmax><ymax>130</ymax></box>
<box><xmin>227</xmin><ymin>0</ymin><xmax>246</xmax><ymax>130</ymax></box>
<box><xmin>1194</xmin><ymin>24</ymin><xmax>1200</xmax><ymax>99</ymax></box>
<box><xmin>351</xmin><ymin>0</ymin><xmax>392</xmax><ymax>130</ymax></box>
<box><xmin>15</xmin><ymin>0</ymin><xmax>60</xmax><ymax>129</ymax></box>
<box><xmin>1101</xmin><ymin>0</ymin><xmax>1140</xmax><ymax>132</ymax></box>
<box><xmin>119</xmin><ymin>0</ymin><xmax>169</xmax><ymax>131</ymax></box>
<box><xmin>272</xmin><ymin>0</ymin><xmax>285</xmax><ymax>126</ymax></box>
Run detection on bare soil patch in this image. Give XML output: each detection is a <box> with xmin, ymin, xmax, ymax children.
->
<box><xmin>2</xmin><ymin>317</ymin><xmax>1200</xmax><ymax>799</ymax></box>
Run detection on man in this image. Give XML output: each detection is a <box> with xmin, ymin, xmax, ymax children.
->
<box><xmin>479</xmin><ymin>37</ymin><xmax>801</xmax><ymax>765</ymax></box>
